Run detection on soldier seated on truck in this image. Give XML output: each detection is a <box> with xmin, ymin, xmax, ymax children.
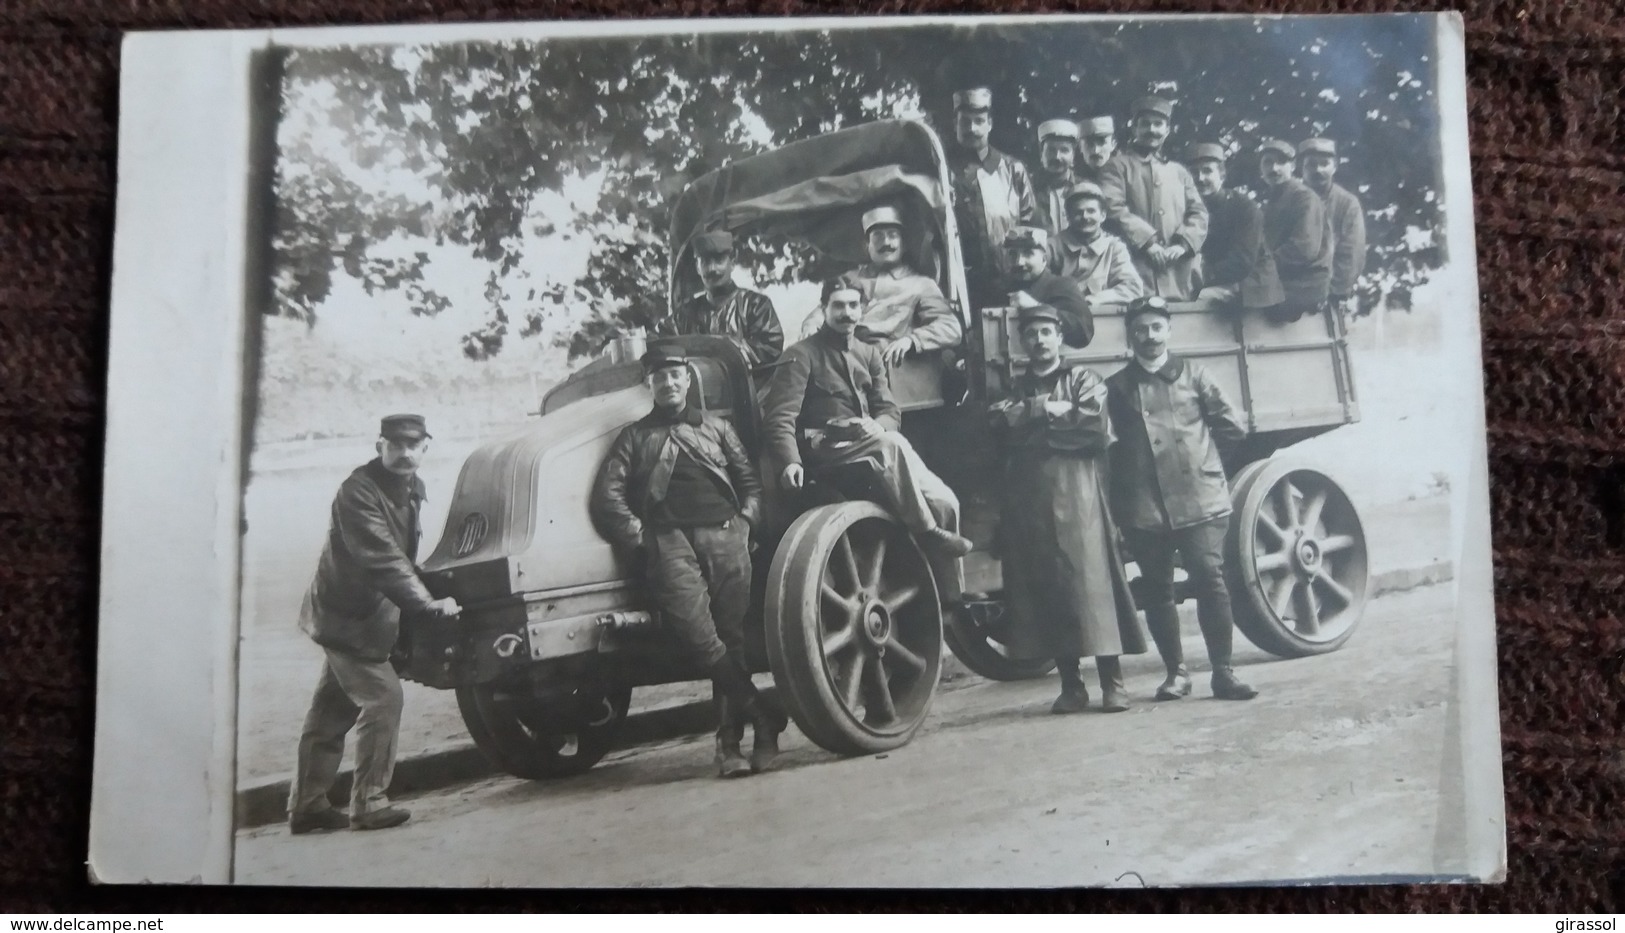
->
<box><xmin>798</xmin><ymin>205</ymin><xmax>963</xmax><ymax>368</ymax></box>
<box><xmin>767</xmin><ymin>275</ymin><xmax>973</xmax><ymax>558</ymax></box>
<box><xmin>589</xmin><ymin>341</ymin><xmax>789</xmax><ymax>779</ymax></box>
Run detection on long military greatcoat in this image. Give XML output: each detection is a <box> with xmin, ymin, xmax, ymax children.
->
<box><xmin>990</xmin><ymin>363</ymin><xmax>1146</xmax><ymax>661</ymax></box>
<box><xmin>1098</xmin><ymin>149</ymin><xmax>1209</xmax><ymax>300</ymax></box>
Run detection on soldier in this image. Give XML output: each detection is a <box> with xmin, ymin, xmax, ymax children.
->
<box><xmin>1298</xmin><ymin>137</ymin><xmax>1368</xmax><ymax>308</ymax></box>
<box><xmin>288</xmin><ymin>414</ymin><xmax>462</xmax><ymax>834</ymax></box>
<box><xmin>766</xmin><ymin>275</ymin><xmax>973</xmax><ymax>559</ymax></box>
<box><xmin>1105</xmin><ymin>298</ymin><xmax>1258</xmax><ymax>702</ymax></box>
<box><xmin>1099</xmin><ymin>96</ymin><xmax>1208</xmax><ymax>301</ymax></box>
<box><xmin>1185</xmin><ymin>142</ymin><xmax>1284</xmax><ymax>311</ymax></box>
<box><xmin>989</xmin><ymin>302</ymin><xmax>1145</xmax><ymax>715</ymax></box>
<box><xmin>1002</xmin><ymin>225</ymin><xmax>1094</xmax><ymax>348</ymax></box>
<box><xmin>1076</xmin><ymin>116</ymin><xmax>1117</xmax><ymax>185</ymax></box>
<box><xmin>663</xmin><ymin>230</ymin><xmax>784</xmax><ymax>366</ymax></box>
<box><xmin>1032</xmin><ymin>119</ymin><xmax>1081</xmax><ymax>238</ymax></box>
<box><xmin>590</xmin><ymin>342</ymin><xmax>786</xmax><ymax>778</ymax></box>
<box><xmin>1258</xmin><ymin>139</ymin><xmax>1333</xmax><ymax>322</ymax></box>
<box><xmin>800</xmin><ymin>205</ymin><xmax>962</xmax><ymax>366</ymax></box>
<box><xmin>1051</xmin><ymin>182</ymin><xmax>1145</xmax><ymax>310</ymax></box>
<box><xmin>947</xmin><ymin>86</ymin><xmax>1037</xmax><ymax>307</ymax></box>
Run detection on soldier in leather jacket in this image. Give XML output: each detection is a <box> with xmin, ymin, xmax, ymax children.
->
<box><xmin>590</xmin><ymin>341</ymin><xmax>786</xmax><ymax>778</ymax></box>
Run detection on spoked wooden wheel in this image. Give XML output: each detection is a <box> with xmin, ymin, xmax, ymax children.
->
<box><xmin>1226</xmin><ymin>461</ymin><xmax>1370</xmax><ymax>657</ymax></box>
<box><xmin>765</xmin><ymin>501</ymin><xmax>943</xmax><ymax>755</ymax></box>
<box><xmin>456</xmin><ymin>681</ymin><xmax>631</xmax><ymax>779</ymax></box>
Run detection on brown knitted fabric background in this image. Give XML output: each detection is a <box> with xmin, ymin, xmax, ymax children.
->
<box><xmin>2</xmin><ymin>0</ymin><xmax>1620</xmax><ymax>912</ymax></box>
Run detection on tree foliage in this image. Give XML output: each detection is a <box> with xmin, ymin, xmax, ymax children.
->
<box><xmin>269</xmin><ymin>16</ymin><xmax>1444</xmax><ymax>361</ymax></box>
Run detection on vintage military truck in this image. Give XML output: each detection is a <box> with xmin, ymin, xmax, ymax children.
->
<box><xmin>398</xmin><ymin>119</ymin><xmax>1370</xmax><ymax>779</ymax></box>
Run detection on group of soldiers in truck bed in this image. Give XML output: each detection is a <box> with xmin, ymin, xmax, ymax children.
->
<box><xmin>282</xmin><ymin>86</ymin><xmax>1374</xmax><ymax>834</ymax></box>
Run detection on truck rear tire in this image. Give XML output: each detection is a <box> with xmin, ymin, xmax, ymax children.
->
<box><xmin>456</xmin><ymin>681</ymin><xmax>632</xmax><ymax>779</ymax></box>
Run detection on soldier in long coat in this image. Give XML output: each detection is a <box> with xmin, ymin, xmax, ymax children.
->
<box><xmin>1258</xmin><ymin>138</ymin><xmax>1334</xmax><ymax>322</ymax></box>
<box><xmin>1186</xmin><ymin>142</ymin><xmax>1285</xmax><ymax>311</ymax></box>
<box><xmin>1032</xmin><ymin>119</ymin><xmax>1081</xmax><ymax>239</ymax></box>
<box><xmin>948</xmin><ymin>86</ymin><xmax>1037</xmax><ymax>307</ymax></box>
<box><xmin>1298</xmin><ymin>137</ymin><xmax>1368</xmax><ymax>306</ymax></box>
<box><xmin>1098</xmin><ymin>96</ymin><xmax>1208</xmax><ymax>301</ymax></box>
<box><xmin>989</xmin><ymin>303</ymin><xmax>1145</xmax><ymax>715</ymax></box>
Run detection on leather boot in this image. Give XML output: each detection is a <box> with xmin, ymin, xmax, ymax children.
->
<box><xmin>1097</xmin><ymin>656</ymin><xmax>1129</xmax><ymax>713</ymax></box>
<box><xmin>745</xmin><ymin>691</ymin><xmax>789</xmax><ymax>773</ymax></box>
<box><xmin>1145</xmin><ymin>605</ymin><xmax>1191</xmax><ymax>700</ymax></box>
<box><xmin>1211</xmin><ymin>666</ymin><xmax>1259</xmax><ymax>701</ymax></box>
<box><xmin>712</xmin><ymin>690</ymin><xmax>751</xmax><ymax>778</ymax></box>
<box><xmin>1051</xmin><ymin>658</ymin><xmax>1089</xmax><ymax>714</ymax></box>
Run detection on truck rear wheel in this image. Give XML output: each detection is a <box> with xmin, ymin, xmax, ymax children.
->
<box><xmin>943</xmin><ymin>606</ymin><xmax>1056</xmax><ymax>681</ymax></box>
<box><xmin>765</xmin><ymin>502</ymin><xmax>942</xmax><ymax>756</ymax></box>
<box><xmin>456</xmin><ymin>681</ymin><xmax>632</xmax><ymax>779</ymax></box>
<box><xmin>1225</xmin><ymin>462</ymin><xmax>1370</xmax><ymax>658</ymax></box>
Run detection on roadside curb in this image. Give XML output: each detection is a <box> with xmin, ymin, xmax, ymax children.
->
<box><xmin>236</xmin><ymin>559</ymin><xmax>1454</xmax><ymax>831</ymax></box>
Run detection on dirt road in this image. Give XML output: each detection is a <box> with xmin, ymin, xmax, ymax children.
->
<box><xmin>234</xmin><ymin>582</ymin><xmax>1464</xmax><ymax>888</ymax></box>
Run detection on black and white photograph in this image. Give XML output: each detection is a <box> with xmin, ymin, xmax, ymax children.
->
<box><xmin>93</xmin><ymin>12</ymin><xmax>1503</xmax><ymax>887</ymax></box>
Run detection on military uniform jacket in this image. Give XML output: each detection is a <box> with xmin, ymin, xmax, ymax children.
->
<box><xmin>949</xmin><ymin>145</ymin><xmax>1038</xmax><ymax>284</ymax></box>
<box><xmin>298</xmin><ymin>459</ymin><xmax>433</xmax><ymax>662</ymax></box>
<box><xmin>1032</xmin><ymin>170</ymin><xmax>1076</xmax><ymax>239</ymax></box>
<box><xmin>1105</xmin><ymin>356</ymin><xmax>1247</xmax><ymax>532</ymax></box>
<box><xmin>1007</xmin><ymin>271</ymin><xmax>1095</xmax><ymax>348</ymax></box>
<box><xmin>761</xmin><ymin>327</ymin><xmax>903</xmax><ymax>471</ymax></box>
<box><xmin>1098</xmin><ymin>149</ymin><xmax>1209</xmax><ymax>300</ymax></box>
<box><xmin>663</xmin><ymin>286</ymin><xmax>784</xmax><ymax>365</ymax></box>
<box><xmin>1262</xmin><ymin>178</ymin><xmax>1334</xmax><ymax>311</ymax></box>
<box><xmin>1052</xmin><ymin>230</ymin><xmax>1146</xmax><ymax>309</ymax></box>
<box><xmin>1199</xmin><ymin>188</ymin><xmax>1285</xmax><ymax>309</ymax></box>
<box><xmin>1319</xmin><ymin>182</ymin><xmax>1367</xmax><ymax>299</ymax></box>
<box><xmin>590</xmin><ymin>405</ymin><xmax>763</xmax><ymax>552</ymax></box>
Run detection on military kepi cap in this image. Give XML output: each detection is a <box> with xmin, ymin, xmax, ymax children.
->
<box><xmin>640</xmin><ymin>340</ymin><xmax>690</xmax><ymax>372</ymax></box>
<box><xmin>1063</xmin><ymin>181</ymin><xmax>1107</xmax><ymax>205</ymax></box>
<box><xmin>1016</xmin><ymin>302</ymin><xmax>1063</xmax><ymax>329</ymax></box>
<box><xmin>862</xmin><ymin>205</ymin><xmax>904</xmax><ymax>234</ymax></box>
<box><xmin>1080</xmin><ymin>116</ymin><xmax>1115</xmax><ymax>137</ymax></box>
<box><xmin>1037</xmin><ymin>119</ymin><xmax>1080</xmax><ymax>142</ymax></box>
<box><xmin>1259</xmin><ymin>138</ymin><xmax>1297</xmax><ymax>160</ymax></box>
<box><xmin>1187</xmin><ymin>142</ymin><xmax>1228</xmax><ymax>164</ymax></box>
<box><xmin>953</xmin><ymin>87</ymin><xmax>993</xmax><ymax>111</ymax></box>
<box><xmin>380</xmin><ymin>413</ymin><xmax>430</xmax><ymax>441</ymax></box>
<box><xmin>1003</xmin><ymin>225</ymin><xmax>1050</xmax><ymax>253</ymax></box>
<box><xmin>692</xmin><ymin>230</ymin><xmax>735</xmax><ymax>255</ymax></box>
<box><xmin>1298</xmin><ymin>137</ymin><xmax>1337</xmax><ymax>157</ymax></box>
<box><xmin>1126</xmin><ymin>295</ymin><xmax>1172</xmax><ymax>321</ymax></box>
<box><xmin>1132</xmin><ymin>95</ymin><xmax>1173</xmax><ymax>120</ymax></box>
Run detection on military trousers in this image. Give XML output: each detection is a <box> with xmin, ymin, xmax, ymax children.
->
<box><xmin>1123</xmin><ymin>517</ymin><xmax>1237</xmax><ymax>669</ymax></box>
<box><xmin>288</xmin><ymin>645</ymin><xmax>403</xmax><ymax>819</ymax></box>
<box><xmin>810</xmin><ymin>431</ymin><xmax>960</xmax><ymax>535</ymax></box>
<box><xmin>645</xmin><ymin>517</ymin><xmax>752</xmax><ymax>668</ymax></box>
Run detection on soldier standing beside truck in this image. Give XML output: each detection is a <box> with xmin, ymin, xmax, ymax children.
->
<box><xmin>590</xmin><ymin>342</ymin><xmax>788</xmax><ymax>778</ymax></box>
<box><xmin>989</xmin><ymin>303</ymin><xmax>1146</xmax><ymax>715</ymax></box>
<box><xmin>288</xmin><ymin>414</ymin><xmax>463</xmax><ymax>835</ymax></box>
<box><xmin>1105</xmin><ymin>298</ymin><xmax>1260</xmax><ymax>703</ymax></box>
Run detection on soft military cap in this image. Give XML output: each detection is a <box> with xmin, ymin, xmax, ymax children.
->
<box><xmin>862</xmin><ymin>205</ymin><xmax>904</xmax><ymax>234</ymax></box>
<box><xmin>1259</xmin><ymin>138</ymin><xmax>1297</xmax><ymax>160</ymax></box>
<box><xmin>1016</xmin><ymin>301</ymin><xmax>1063</xmax><ymax>329</ymax></box>
<box><xmin>1298</xmin><ymin>137</ymin><xmax>1337</xmax><ymax>158</ymax></box>
<box><xmin>692</xmin><ymin>231</ymin><xmax>735</xmax><ymax>255</ymax></box>
<box><xmin>1063</xmin><ymin>181</ymin><xmax>1108</xmax><ymax>206</ymax></box>
<box><xmin>1037</xmin><ymin>119</ymin><xmax>1080</xmax><ymax>142</ymax></box>
<box><xmin>1080</xmin><ymin>116</ymin><xmax>1115</xmax><ymax>137</ymax></box>
<box><xmin>640</xmin><ymin>341</ymin><xmax>690</xmax><ymax>372</ymax></box>
<box><xmin>1003</xmin><ymin>225</ymin><xmax>1051</xmax><ymax>253</ymax></box>
<box><xmin>953</xmin><ymin>87</ymin><xmax>993</xmax><ymax>111</ymax></box>
<box><xmin>1132</xmin><ymin>95</ymin><xmax>1174</xmax><ymax>120</ymax></box>
<box><xmin>1187</xmin><ymin>142</ymin><xmax>1228</xmax><ymax>165</ymax></box>
<box><xmin>380</xmin><ymin>413</ymin><xmax>430</xmax><ymax>441</ymax></box>
<box><xmin>1125</xmin><ymin>295</ymin><xmax>1172</xmax><ymax>322</ymax></box>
